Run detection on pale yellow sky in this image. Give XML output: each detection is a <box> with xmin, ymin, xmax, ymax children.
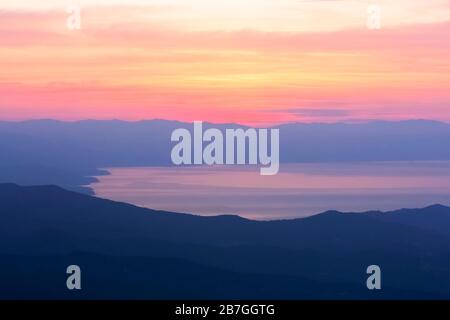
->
<box><xmin>1</xmin><ymin>0</ymin><xmax>449</xmax><ymax>32</ymax></box>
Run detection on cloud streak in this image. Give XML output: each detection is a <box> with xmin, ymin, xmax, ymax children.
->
<box><xmin>0</xmin><ymin>1</ymin><xmax>449</xmax><ymax>124</ymax></box>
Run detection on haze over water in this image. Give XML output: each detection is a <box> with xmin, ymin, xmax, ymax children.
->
<box><xmin>90</xmin><ymin>161</ymin><xmax>450</xmax><ymax>220</ymax></box>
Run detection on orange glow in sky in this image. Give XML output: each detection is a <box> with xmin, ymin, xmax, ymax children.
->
<box><xmin>1</xmin><ymin>0</ymin><xmax>449</xmax><ymax>125</ymax></box>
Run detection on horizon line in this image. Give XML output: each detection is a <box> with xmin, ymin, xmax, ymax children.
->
<box><xmin>0</xmin><ymin>118</ymin><xmax>449</xmax><ymax>127</ymax></box>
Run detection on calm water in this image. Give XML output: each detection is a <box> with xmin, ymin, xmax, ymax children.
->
<box><xmin>90</xmin><ymin>162</ymin><xmax>450</xmax><ymax>220</ymax></box>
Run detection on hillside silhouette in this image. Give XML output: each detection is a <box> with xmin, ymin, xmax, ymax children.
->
<box><xmin>1</xmin><ymin>183</ymin><xmax>450</xmax><ymax>299</ymax></box>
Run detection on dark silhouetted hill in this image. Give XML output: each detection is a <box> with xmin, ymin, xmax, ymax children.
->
<box><xmin>1</xmin><ymin>184</ymin><xmax>450</xmax><ymax>299</ymax></box>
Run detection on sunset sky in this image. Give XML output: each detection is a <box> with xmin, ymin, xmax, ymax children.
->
<box><xmin>1</xmin><ymin>0</ymin><xmax>449</xmax><ymax>125</ymax></box>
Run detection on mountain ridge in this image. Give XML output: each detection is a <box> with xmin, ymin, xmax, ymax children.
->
<box><xmin>2</xmin><ymin>182</ymin><xmax>449</xmax><ymax>223</ymax></box>
<box><xmin>2</xmin><ymin>183</ymin><xmax>450</xmax><ymax>299</ymax></box>
<box><xmin>2</xmin><ymin>119</ymin><xmax>450</xmax><ymax>195</ymax></box>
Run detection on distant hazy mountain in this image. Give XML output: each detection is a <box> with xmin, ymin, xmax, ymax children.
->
<box><xmin>1</xmin><ymin>119</ymin><xmax>450</xmax><ymax>167</ymax></box>
<box><xmin>1</xmin><ymin>183</ymin><xmax>450</xmax><ymax>299</ymax></box>
<box><xmin>0</xmin><ymin>164</ymin><xmax>105</xmax><ymax>195</ymax></box>
<box><xmin>1</xmin><ymin>119</ymin><xmax>450</xmax><ymax>192</ymax></box>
